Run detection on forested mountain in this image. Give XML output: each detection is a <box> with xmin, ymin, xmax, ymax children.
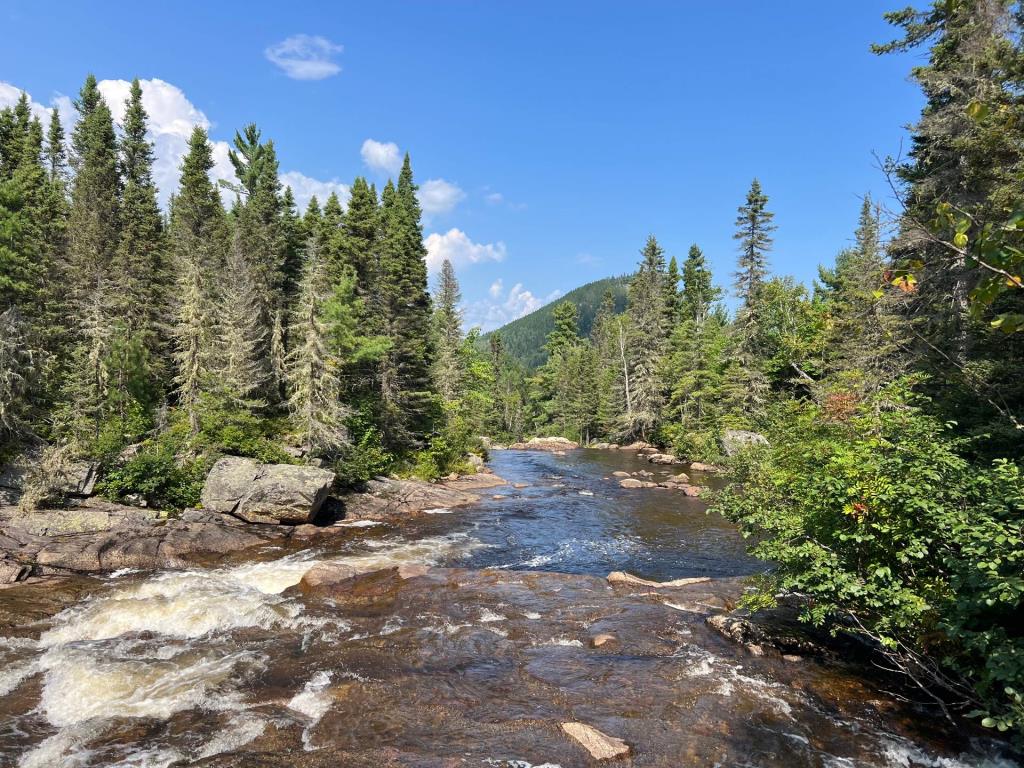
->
<box><xmin>481</xmin><ymin>275</ymin><xmax>629</xmax><ymax>369</ymax></box>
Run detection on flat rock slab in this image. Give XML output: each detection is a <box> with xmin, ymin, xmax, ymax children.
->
<box><xmin>561</xmin><ymin>722</ymin><xmax>631</xmax><ymax>760</ymax></box>
<box><xmin>607</xmin><ymin>570</ymin><xmax>711</xmax><ymax>589</ymax></box>
<box><xmin>339</xmin><ymin>475</ymin><xmax>507</xmax><ymax>521</ymax></box>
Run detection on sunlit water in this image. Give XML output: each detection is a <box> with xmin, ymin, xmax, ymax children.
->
<box><xmin>0</xmin><ymin>449</ymin><xmax>1018</xmax><ymax>767</ymax></box>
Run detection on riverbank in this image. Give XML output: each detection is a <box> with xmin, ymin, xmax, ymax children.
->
<box><xmin>0</xmin><ymin>448</ymin><xmax>1018</xmax><ymax>767</ymax></box>
<box><xmin>0</xmin><ymin>470</ymin><xmax>508</xmax><ymax>582</ymax></box>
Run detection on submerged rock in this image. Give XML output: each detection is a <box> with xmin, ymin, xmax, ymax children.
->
<box><xmin>201</xmin><ymin>456</ymin><xmax>335</xmax><ymax>524</ymax></box>
<box><xmin>561</xmin><ymin>722</ymin><xmax>631</xmax><ymax>760</ymax></box>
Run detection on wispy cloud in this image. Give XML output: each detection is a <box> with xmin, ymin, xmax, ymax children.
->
<box><xmin>465</xmin><ymin>281</ymin><xmax>562</xmax><ymax>331</ymax></box>
<box><xmin>360</xmin><ymin>138</ymin><xmax>402</xmax><ymax>175</ymax></box>
<box><xmin>265</xmin><ymin>34</ymin><xmax>343</xmax><ymax>80</ymax></box>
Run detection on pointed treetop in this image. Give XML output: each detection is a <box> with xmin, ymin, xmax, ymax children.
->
<box><xmin>75</xmin><ymin>74</ymin><xmax>102</xmax><ymax>118</ymax></box>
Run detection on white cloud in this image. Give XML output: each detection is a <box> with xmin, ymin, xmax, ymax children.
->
<box><xmin>424</xmin><ymin>228</ymin><xmax>506</xmax><ymax>273</ymax></box>
<box><xmin>0</xmin><ymin>82</ymin><xmax>50</xmax><ymax>123</ymax></box>
<box><xmin>418</xmin><ymin>178</ymin><xmax>465</xmax><ymax>216</ymax></box>
<box><xmin>485</xmin><ymin>191</ymin><xmax>504</xmax><ymax>205</ymax></box>
<box><xmin>265</xmin><ymin>34</ymin><xmax>343</xmax><ymax>80</ymax></box>
<box><xmin>92</xmin><ymin>78</ymin><xmax>234</xmax><ymax>206</ymax></box>
<box><xmin>360</xmin><ymin>138</ymin><xmax>402</xmax><ymax>175</ymax></box>
<box><xmin>280</xmin><ymin>170</ymin><xmax>350</xmax><ymax>213</ymax></box>
<box><xmin>465</xmin><ymin>281</ymin><xmax>562</xmax><ymax>331</ymax></box>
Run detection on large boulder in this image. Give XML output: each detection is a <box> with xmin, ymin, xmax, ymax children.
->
<box><xmin>720</xmin><ymin>429</ymin><xmax>769</xmax><ymax>456</ymax></box>
<box><xmin>201</xmin><ymin>456</ymin><xmax>335</xmax><ymax>524</ymax></box>
<box><xmin>0</xmin><ymin>452</ymin><xmax>99</xmax><ymax>504</ymax></box>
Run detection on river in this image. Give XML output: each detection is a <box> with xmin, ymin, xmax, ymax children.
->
<box><xmin>0</xmin><ymin>449</ymin><xmax>1018</xmax><ymax>767</ymax></box>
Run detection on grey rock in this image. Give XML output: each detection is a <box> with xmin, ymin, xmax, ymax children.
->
<box><xmin>720</xmin><ymin>429</ymin><xmax>769</xmax><ymax>456</ymax></box>
<box><xmin>201</xmin><ymin>456</ymin><xmax>335</xmax><ymax>524</ymax></box>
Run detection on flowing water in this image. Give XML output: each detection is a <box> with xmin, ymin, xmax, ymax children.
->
<box><xmin>0</xmin><ymin>449</ymin><xmax>1018</xmax><ymax>767</ymax></box>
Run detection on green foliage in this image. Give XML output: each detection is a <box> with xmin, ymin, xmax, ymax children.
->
<box><xmin>333</xmin><ymin>409</ymin><xmax>395</xmax><ymax>486</ymax></box>
<box><xmin>711</xmin><ymin>380</ymin><xmax>1024</xmax><ymax>733</ymax></box>
<box><xmin>194</xmin><ymin>393</ymin><xmax>292</xmax><ymax>464</ymax></box>
<box><xmin>98</xmin><ymin>436</ymin><xmax>207</xmax><ymax>511</ymax></box>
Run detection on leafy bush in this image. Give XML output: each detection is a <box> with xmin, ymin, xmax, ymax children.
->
<box><xmin>334</xmin><ymin>426</ymin><xmax>394</xmax><ymax>486</ymax></box>
<box><xmin>661</xmin><ymin>424</ymin><xmax>721</xmax><ymax>463</ymax></box>
<box><xmin>98</xmin><ymin>436</ymin><xmax>207</xmax><ymax>510</ymax></box>
<box><xmin>194</xmin><ymin>394</ymin><xmax>292</xmax><ymax>464</ymax></box>
<box><xmin>711</xmin><ymin>379</ymin><xmax>1024</xmax><ymax>734</ymax></box>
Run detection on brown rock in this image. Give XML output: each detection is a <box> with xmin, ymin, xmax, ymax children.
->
<box><xmin>561</xmin><ymin>722</ymin><xmax>630</xmax><ymax>760</ymax></box>
<box><xmin>611</xmin><ymin>471</ymin><xmax>630</xmax><ymax>478</ymax></box>
<box><xmin>688</xmin><ymin>462</ymin><xmax>723</xmax><ymax>473</ymax></box>
<box><xmin>648</xmin><ymin>453</ymin><xmax>681</xmax><ymax>465</ymax></box>
<box><xmin>590</xmin><ymin>633</ymin><xmax>617</xmax><ymax>648</ymax></box>
<box><xmin>618</xmin><ymin>478</ymin><xmax>644</xmax><ymax>489</ymax></box>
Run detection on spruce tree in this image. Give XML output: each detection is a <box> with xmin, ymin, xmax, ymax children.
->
<box><xmin>733</xmin><ymin>178</ymin><xmax>775</xmax><ymax>311</ymax></box>
<box><xmin>432</xmin><ymin>258</ymin><xmax>464</xmax><ymax>402</ymax></box>
<box><xmin>169</xmin><ymin>127</ymin><xmax>226</xmax><ymax>434</ymax></box>
<box><xmin>391</xmin><ymin>154</ymin><xmax>436</xmax><ymax>438</ymax></box>
<box><xmin>622</xmin><ymin>235</ymin><xmax>670</xmax><ymax>440</ymax></box>
<box><xmin>287</xmin><ymin>232</ymin><xmax>350</xmax><ymax>456</ymax></box>
<box><xmin>217</xmin><ymin>227</ymin><xmax>270</xmax><ymax>407</ymax></box>
<box><xmin>227</xmin><ymin>124</ymin><xmax>285</xmax><ymax>399</ymax></box>
<box><xmin>114</xmin><ymin>79</ymin><xmax>165</xmax><ymax>384</ymax></box>
<box><xmin>60</xmin><ymin>75</ymin><xmax>122</xmax><ymax>442</ymax></box>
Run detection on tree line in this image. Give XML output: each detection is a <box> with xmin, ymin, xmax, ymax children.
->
<box><xmin>0</xmin><ymin>74</ymin><xmax>496</xmax><ymax>498</ymax></box>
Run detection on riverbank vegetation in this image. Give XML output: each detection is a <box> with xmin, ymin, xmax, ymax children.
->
<box><xmin>512</xmin><ymin>1</ymin><xmax>1024</xmax><ymax>737</ymax></box>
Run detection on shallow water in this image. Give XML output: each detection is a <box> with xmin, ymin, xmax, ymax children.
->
<box><xmin>0</xmin><ymin>449</ymin><xmax>1018</xmax><ymax>767</ymax></box>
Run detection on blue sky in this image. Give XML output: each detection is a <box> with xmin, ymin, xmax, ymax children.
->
<box><xmin>1</xmin><ymin>1</ymin><xmax>923</xmax><ymax>329</ymax></box>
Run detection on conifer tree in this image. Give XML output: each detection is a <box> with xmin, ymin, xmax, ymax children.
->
<box><xmin>432</xmin><ymin>258</ymin><xmax>464</xmax><ymax>402</ymax></box>
<box><xmin>733</xmin><ymin>178</ymin><xmax>775</xmax><ymax>311</ymax></box>
<box><xmin>169</xmin><ymin>127</ymin><xmax>226</xmax><ymax>434</ymax></box>
<box><xmin>227</xmin><ymin>124</ymin><xmax>285</xmax><ymax>399</ymax></box>
<box><xmin>287</xmin><ymin>232</ymin><xmax>349</xmax><ymax>456</ymax></box>
<box><xmin>622</xmin><ymin>235</ymin><xmax>670</xmax><ymax>439</ymax></box>
<box><xmin>61</xmin><ymin>75</ymin><xmax>122</xmax><ymax>441</ymax></box>
<box><xmin>390</xmin><ymin>155</ymin><xmax>436</xmax><ymax>437</ymax></box>
<box><xmin>114</xmin><ymin>79</ymin><xmax>165</xmax><ymax>381</ymax></box>
<box><xmin>217</xmin><ymin>228</ymin><xmax>269</xmax><ymax>407</ymax></box>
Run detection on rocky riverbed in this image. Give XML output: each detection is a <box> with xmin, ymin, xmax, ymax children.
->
<box><xmin>0</xmin><ymin>448</ymin><xmax>1018</xmax><ymax>767</ymax></box>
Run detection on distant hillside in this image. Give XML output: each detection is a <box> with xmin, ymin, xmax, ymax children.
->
<box><xmin>482</xmin><ymin>275</ymin><xmax>631</xmax><ymax>369</ymax></box>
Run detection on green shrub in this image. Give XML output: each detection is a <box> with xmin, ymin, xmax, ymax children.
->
<box><xmin>334</xmin><ymin>426</ymin><xmax>394</xmax><ymax>486</ymax></box>
<box><xmin>194</xmin><ymin>394</ymin><xmax>292</xmax><ymax>464</ymax></box>
<box><xmin>711</xmin><ymin>379</ymin><xmax>1024</xmax><ymax>734</ymax></box>
<box><xmin>98</xmin><ymin>437</ymin><xmax>207</xmax><ymax>510</ymax></box>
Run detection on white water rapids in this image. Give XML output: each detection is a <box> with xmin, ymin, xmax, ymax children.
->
<box><xmin>1</xmin><ymin>532</ymin><xmax>482</xmax><ymax>767</ymax></box>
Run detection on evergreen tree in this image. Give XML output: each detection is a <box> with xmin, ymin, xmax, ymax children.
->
<box><xmin>287</xmin><ymin>232</ymin><xmax>349</xmax><ymax>456</ymax></box>
<box><xmin>733</xmin><ymin>178</ymin><xmax>775</xmax><ymax>311</ymax></box>
<box><xmin>216</xmin><ymin>227</ymin><xmax>269</xmax><ymax>407</ymax></box>
<box><xmin>622</xmin><ymin>235</ymin><xmax>669</xmax><ymax>439</ymax></box>
<box><xmin>432</xmin><ymin>259</ymin><xmax>464</xmax><ymax>402</ymax></box>
<box><xmin>114</xmin><ymin>79</ymin><xmax>165</xmax><ymax>383</ymax></box>
<box><xmin>169</xmin><ymin>127</ymin><xmax>226</xmax><ymax>434</ymax></box>
<box><xmin>227</xmin><ymin>124</ymin><xmax>285</xmax><ymax>399</ymax></box>
<box><xmin>60</xmin><ymin>75</ymin><xmax>122</xmax><ymax>442</ymax></box>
